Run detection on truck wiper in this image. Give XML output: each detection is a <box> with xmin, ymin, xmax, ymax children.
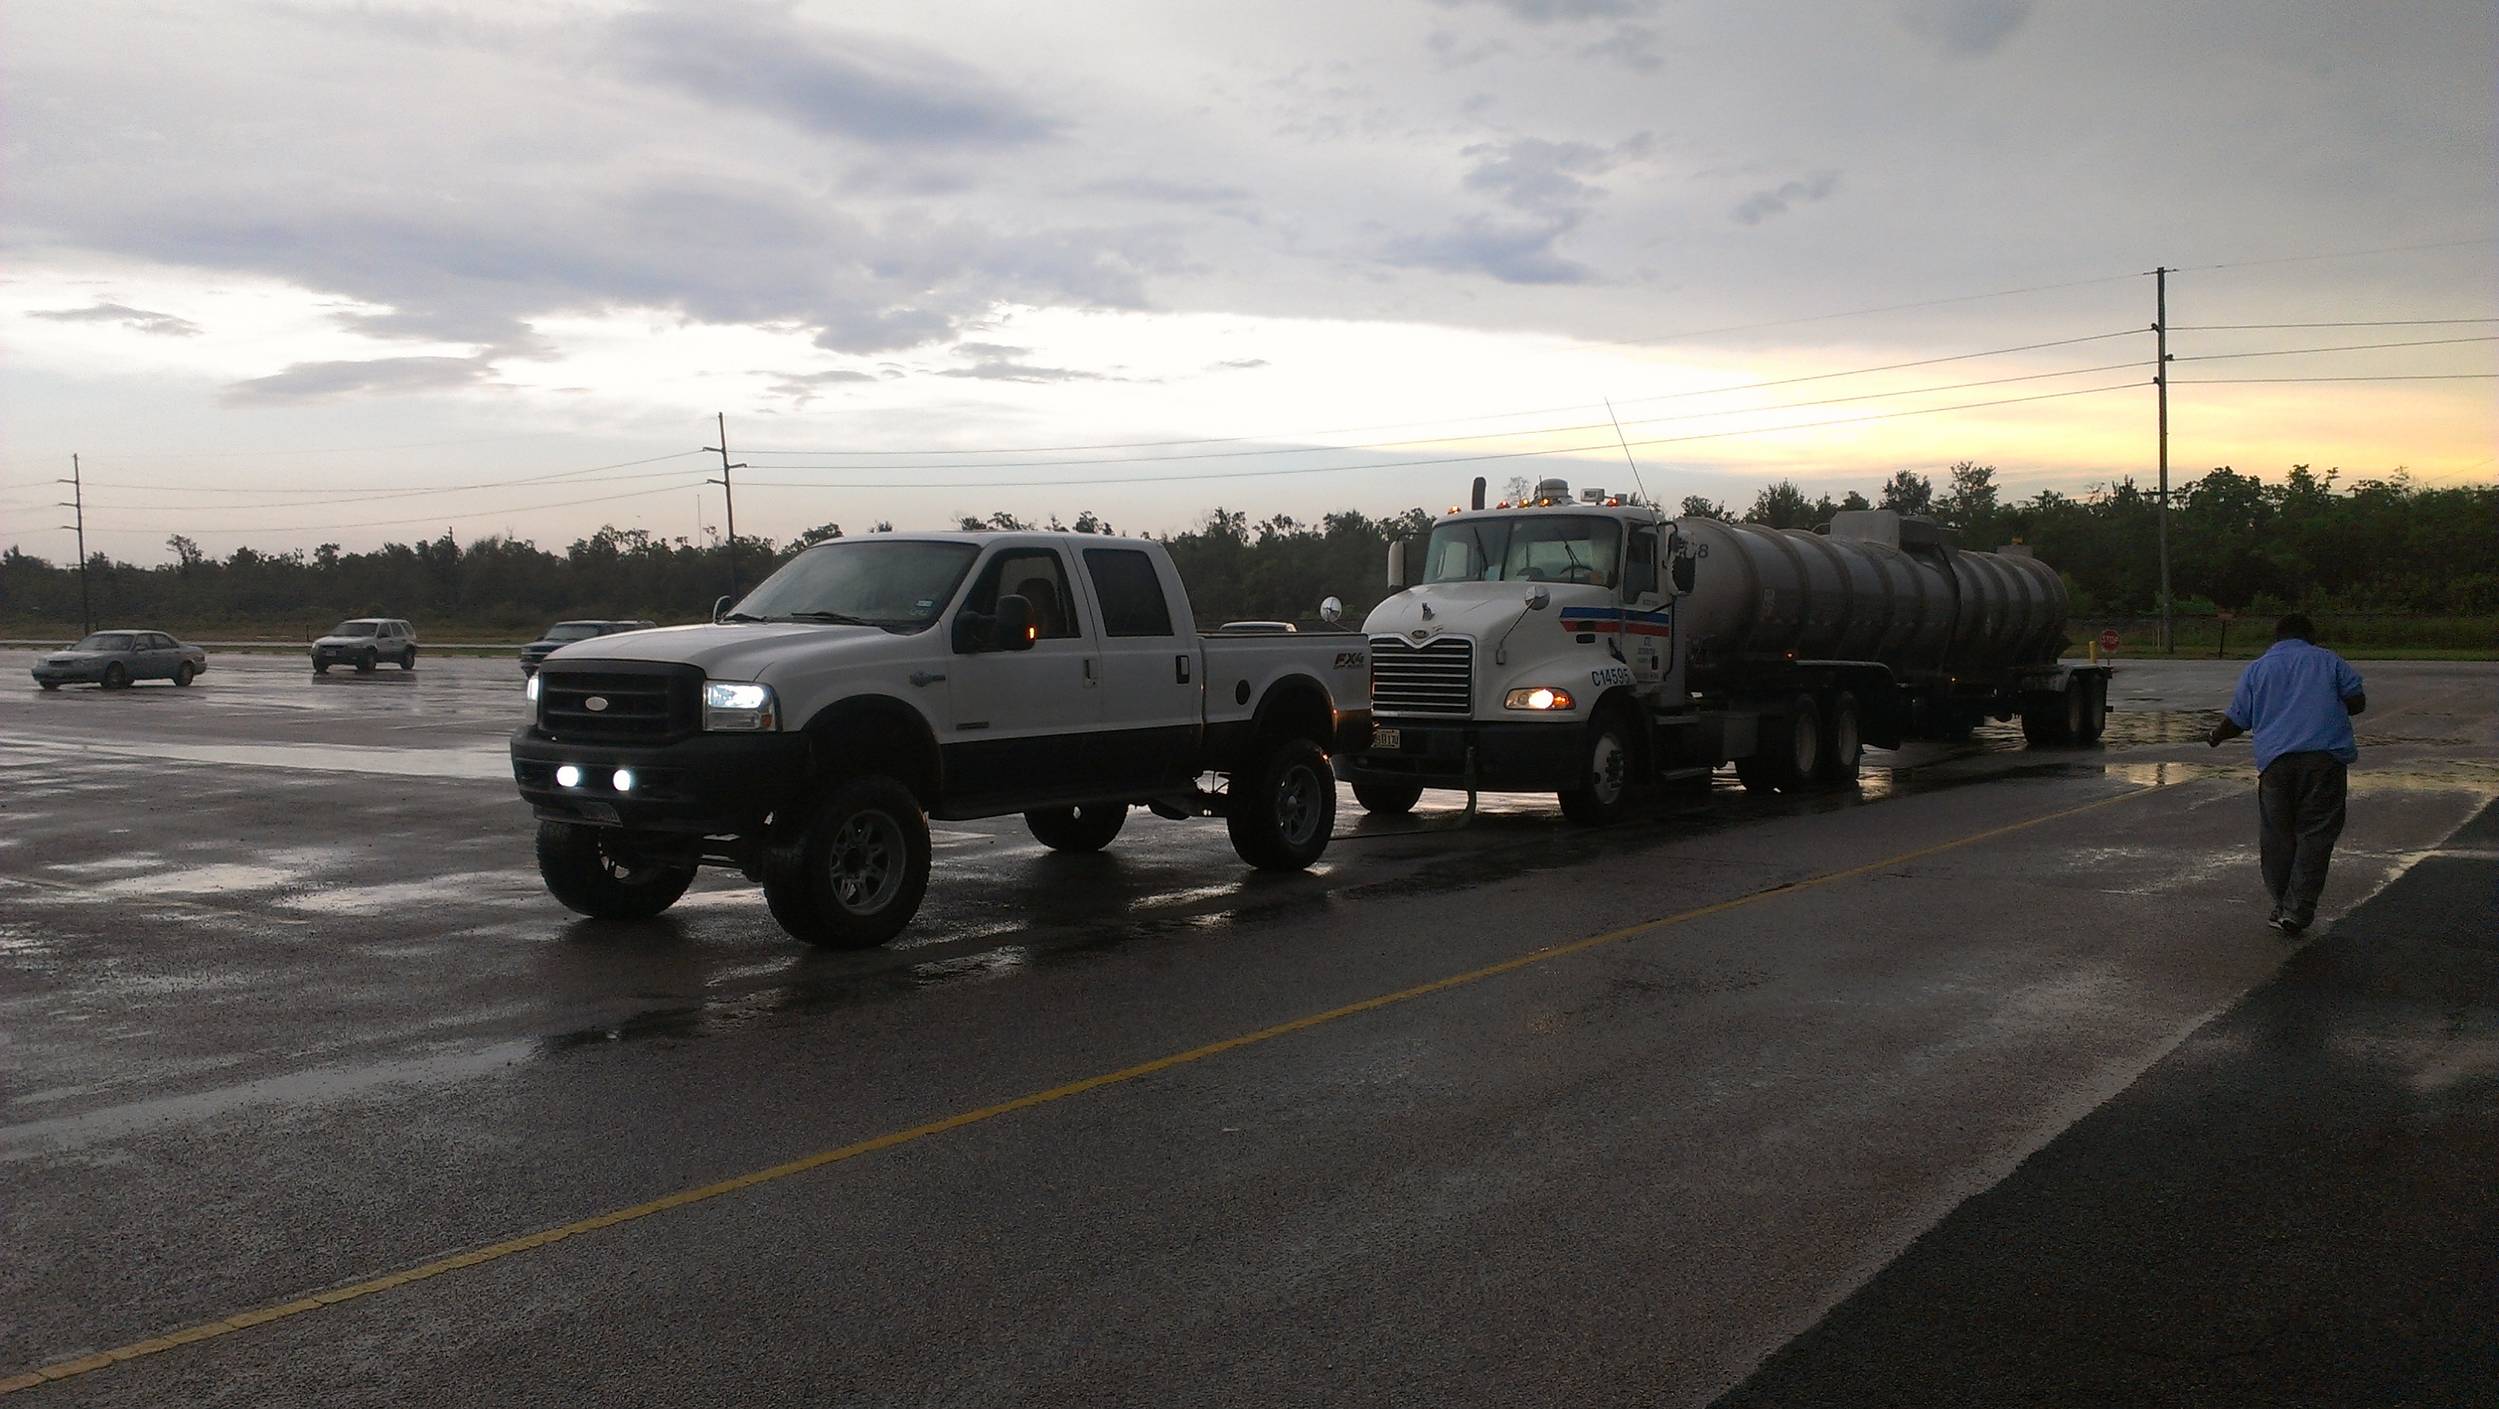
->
<box><xmin>776</xmin><ymin>610</ymin><xmax>874</xmax><ymax>626</ymax></box>
<box><xmin>720</xmin><ymin>611</ymin><xmax>769</xmax><ymax>623</ymax></box>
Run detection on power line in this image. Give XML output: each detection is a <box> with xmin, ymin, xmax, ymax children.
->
<box><xmin>78</xmin><ymin>450</ymin><xmax>709</xmax><ymax>503</ymax></box>
<box><xmin>81</xmin><ymin>480</ymin><xmax>707</xmax><ymax>535</ymax></box>
<box><xmin>2169</xmin><ymin>317</ymin><xmax>2498</xmax><ymax>330</ymax></box>
<box><xmin>1593</xmin><ymin>272</ymin><xmax>2145</xmax><ymax>347</ymax></box>
<box><xmin>733</xmin><ymin>329</ymin><xmax>2145</xmax><ymax>461</ymax></box>
<box><xmin>2171</xmin><ymin>235</ymin><xmax>2499</xmax><ymax>273</ymax></box>
<box><xmin>731</xmin><ymin>381</ymin><xmax>2146</xmax><ymax>492</ymax></box>
<box><xmin>2168</xmin><ymin>373</ymin><xmax>2499</xmax><ymax>384</ymax></box>
<box><xmin>3</xmin><ymin>428</ymin><xmax>597</xmax><ymax>463</ymax></box>
<box><xmin>2170</xmin><ymin>334</ymin><xmax>2499</xmax><ymax>364</ymax></box>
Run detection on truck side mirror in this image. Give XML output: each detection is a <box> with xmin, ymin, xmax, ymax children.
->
<box><xmin>712</xmin><ymin>594</ymin><xmax>733</xmax><ymax>624</ymax></box>
<box><xmin>1320</xmin><ymin>595</ymin><xmax>1343</xmax><ymax>625</ymax></box>
<box><xmin>1672</xmin><ymin>554</ymin><xmax>1696</xmax><ymax>595</ymax></box>
<box><xmin>1387</xmin><ymin>539</ymin><xmax>1426</xmax><ymax>590</ymax></box>
<box><xmin>995</xmin><ymin>594</ymin><xmax>1037</xmax><ymax>651</ymax></box>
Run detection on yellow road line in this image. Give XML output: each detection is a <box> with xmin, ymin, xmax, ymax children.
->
<box><xmin>2</xmin><ymin>783</ymin><xmax>2162</xmax><ymax>1396</ymax></box>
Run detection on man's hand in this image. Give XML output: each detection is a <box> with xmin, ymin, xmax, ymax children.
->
<box><xmin>2207</xmin><ymin>716</ymin><xmax>2246</xmax><ymax>748</ymax></box>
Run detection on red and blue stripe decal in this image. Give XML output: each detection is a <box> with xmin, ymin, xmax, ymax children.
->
<box><xmin>1559</xmin><ymin>605</ymin><xmax>1673</xmax><ymax>638</ymax></box>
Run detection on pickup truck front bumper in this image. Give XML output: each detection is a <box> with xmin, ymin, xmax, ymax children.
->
<box><xmin>511</xmin><ymin>728</ymin><xmax>812</xmax><ymax>835</ymax></box>
<box><xmin>1334</xmin><ymin>717</ymin><xmax>1582</xmax><ymax>793</ymax></box>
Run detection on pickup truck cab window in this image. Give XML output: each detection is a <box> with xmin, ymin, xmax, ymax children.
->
<box><xmin>1083</xmin><ymin>548</ymin><xmax>1176</xmax><ymax>638</ymax></box>
<box><xmin>963</xmin><ymin>549</ymin><xmax>1079</xmax><ymax>640</ymax></box>
<box><xmin>731</xmin><ymin>539</ymin><xmax>979</xmax><ymax>630</ymax></box>
<box><xmin>1424</xmin><ymin>515</ymin><xmax>1622</xmax><ymax>587</ymax></box>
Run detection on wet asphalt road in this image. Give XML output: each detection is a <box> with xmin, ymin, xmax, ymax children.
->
<box><xmin>2</xmin><ymin>652</ymin><xmax>2492</xmax><ymax>1406</ymax></box>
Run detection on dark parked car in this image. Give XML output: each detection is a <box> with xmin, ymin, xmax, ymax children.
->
<box><xmin>519</xmin><ymin>619</ymin><xmax>656</xmax><ymax>675</ymax></box>
<box><xmin>33</xmin><ymin>630</ymin><xmax>208</xmax><ymax>690</ymax></box>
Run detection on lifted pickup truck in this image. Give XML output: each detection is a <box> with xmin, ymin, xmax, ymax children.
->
<box><xmin>511</xmin><ymin>532</ymin><xmax>1367</xmax><ymax>946</ymax></box>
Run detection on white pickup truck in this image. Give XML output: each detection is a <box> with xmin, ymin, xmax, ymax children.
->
<box><xmin>511</xmin><ymin>532</ymin><xmax>1369</xmax><ymax>946</ymax></box>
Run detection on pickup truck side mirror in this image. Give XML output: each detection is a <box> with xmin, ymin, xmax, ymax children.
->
<box><xmin>995</xmin><ymin>594</ymin><xmax>1037</xmax><ymax>651</ymax></box>
<box><xmin>712</xmin><ymin>594</ymin><xmax>733</xmax><ymax>624</ymax></box>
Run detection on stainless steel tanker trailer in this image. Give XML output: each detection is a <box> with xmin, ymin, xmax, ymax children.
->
<box><xmin>1337</xmin><ymin>478</ymin><xmax>2111</xmax><ymax>822</ymax></box>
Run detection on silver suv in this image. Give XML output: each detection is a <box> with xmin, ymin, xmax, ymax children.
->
<box><xmin>312</xmin><ymin>618</ymin><xmax>418</xmax><ymax>674</ymax></box>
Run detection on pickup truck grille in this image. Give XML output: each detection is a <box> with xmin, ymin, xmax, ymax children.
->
<box><xmin>536</xmin><ymin>663</ymin><xmax>700</xmax><ymax>743</ymax></box>
<box><xmin>1370</xmin><ymin>634</ymin><xmax>1474</xmax><ymax>716</ymax></box>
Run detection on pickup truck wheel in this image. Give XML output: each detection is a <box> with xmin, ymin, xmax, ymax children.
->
<box><xmin>1558</xmin><ymin>711</ymin><xmax>1635</xmax><ymax>824</ymax></box>
<box><xmin>1025</xmin><ymin>804</ymin><xmax>1127</xmax><ymax>853</ymax></box>
<box><xmin>763</xmin><ymin>776</ymin><xmax>931</xmax><ymax>947</ymax></box>
<box><xmin>1228</xmin><ymin>736</ymin><xmax>1335</xmax><ymax>871</ymax></box>
<box><xmin>1815</xmin><ymin>690</ymin><xmax>1863</xmax><ymax>784</ymax></box>
<box><xmin>535</xmin><ymin>822</ymin><xmax>697</xmax><ymax>920</ymax></box>
<box><xmin>1352</xmin><ymin>781</ymin><xmax>1423</xmax><ymax>816</ymax></box>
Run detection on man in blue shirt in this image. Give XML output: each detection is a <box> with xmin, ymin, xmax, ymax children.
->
<box><xmin>2206</xmin><ymin>614</ymin><xmax>2367</xmax><ymax>934</ymax></box>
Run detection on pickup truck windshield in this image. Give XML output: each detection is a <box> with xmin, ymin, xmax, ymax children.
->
<box><xmin>544</xmin><ymin>623</ymin><xmax>603</xmax><ymax>641</ymax></box>
<box><xmin>731</xmin><ymin>540</ymin><xmax>981</xmax><ymax>631</ymax></box>
<box><xmin>1423</xmin><ymin>516</ymin><xmax>1621</xmax><ymax>587</ymax></box>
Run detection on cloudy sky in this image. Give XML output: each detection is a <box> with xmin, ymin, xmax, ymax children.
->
<box><xmin>1</xmin><ymin>0</ymin><xmax>2491</xmax><ymax>558</ymax></box>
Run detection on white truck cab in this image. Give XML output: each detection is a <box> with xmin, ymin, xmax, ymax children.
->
<box><xmin>512</xmin><ymin>532</ymin><xmax>1367</xmax><ymax>947</ymax></box>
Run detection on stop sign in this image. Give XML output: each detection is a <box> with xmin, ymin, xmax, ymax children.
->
<box><xmin>2098</xmin><ymin>628</ymin><xmax>2121</xmax><ymax>653</ymax></box>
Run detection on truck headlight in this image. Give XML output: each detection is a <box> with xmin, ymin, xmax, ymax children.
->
<box><xmin>1503</xmin><ymin>686</ymin><xmax>1576</xmax><ymax>711</ymax></box>
<box><xmin>702</xmin><ymin>680</ymin><xmax>779</xmax><ymax>732</ymax></box>
<box><xmin>525</xmin><ymin>673</ymin><xmax>540</xmax><ymax>704</ymax></box>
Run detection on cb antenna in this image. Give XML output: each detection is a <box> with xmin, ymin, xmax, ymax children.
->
<box><xmin>1602</xmin><ymin>398</ymin><xmax>1653</xmax><ymax>509</ymax></box>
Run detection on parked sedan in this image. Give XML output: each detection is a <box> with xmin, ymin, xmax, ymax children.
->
<box><xmin>32</xmin><ymin>630</ymin><xmax>208</xmax><ymax>690</ymax></box>
<box><xmin>519</xmin><ymin>619</ymin><xmax>656</xmax><ymax>675</ymax></box>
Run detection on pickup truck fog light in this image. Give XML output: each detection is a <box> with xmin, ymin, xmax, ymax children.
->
<box><xmin>1503</xmin><ymin>686</ymin><xmax>1576</xmax><ymax>711</ymax></box>
<box><xmin>612</xmin><ymin>769</ymin><xmax>636</xmax><ymax>794</ymax></box>
<box><xmin>555</xmin><ymin>765</ymin><xmax>583</xmax><ymax>789</ymax></box>
<box><xmin>702</xmin><ymin>680</ymin><xmax>779</xmax><ymax>732</ymax></box>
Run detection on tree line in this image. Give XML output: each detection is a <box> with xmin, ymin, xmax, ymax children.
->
<box><xmin>2</xmin><ymin>464</ymin><xmax>2490</xmax><ymax>637</ymax></box>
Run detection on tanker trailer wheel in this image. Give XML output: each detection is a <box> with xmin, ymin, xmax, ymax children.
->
<box><xmin>1814</xmin><ymin>690</ymin><xmax>1864</xmax><ymax>785</ymax></box>
<box><xmin>2076</xmin><ymin>675</ymin><xmax>2108</xmax><ymax>746</ymax></box>
<box><xmin>1558</xmin><ymin>708</ymin><xmax>1637</xmax><ymax>825</ymax></box>
<box><xmin>2021</xmin><ymin>687</ymin><xmax>2075</xmax><ymax>747</ymax></box>
<box><xmin>1737</xmin><ymin>694</ymin><xmax>1824</xmax><ymax>794</ymax></box>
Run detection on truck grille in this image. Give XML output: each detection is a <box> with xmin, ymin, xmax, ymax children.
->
<box><xmin>536</xmin><ymin>663</ymin><xmax>700</xmax><ymax>743</ymax></box>
<box><xmin>1370</xmin><ymin>634</ymin><xmax>1474</xmax><ymax>716</ymax></box>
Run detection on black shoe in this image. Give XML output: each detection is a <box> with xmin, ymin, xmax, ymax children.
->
<box><xmin>2268</xmin><ymin>915</ymin><xmax>2305</xmax><ymax>936</ymax></box>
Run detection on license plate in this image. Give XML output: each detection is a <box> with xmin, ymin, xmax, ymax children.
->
<box><xmin>1372</xmin><ymin>727</ymin><xmax>1402</xmax><ymax>751</ymax></box>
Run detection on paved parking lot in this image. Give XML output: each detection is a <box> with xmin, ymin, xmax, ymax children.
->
<box><xmin>3</xmin><ymin>651</ymin><xmax>2492</xmax><ymax>1405</ymax></box>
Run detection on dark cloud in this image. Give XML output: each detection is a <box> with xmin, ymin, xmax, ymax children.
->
<box><xmin>1733</xmin><ymin>171</ymin><xmax>1842</xmax><ymax>225</ymax></box>
<box><xmin>223</xmin><ymin>355</ymin><xmax>493</xmax><ymax>403</ymax></box>
<box><xmin>812</xmin><ymin>306</ymin><xmax>962</xmax><ymax>355</ymax></box>
<box><xmin>29</xmin><ymin>301</ymin><xmax>202</xmax><ymax>337</ymax></box>
<box><xmin>765</xmin><ymin>367</ymin><xmax>880</xmax><ymax>404</ymax></box>
<box><xmin>1384</xmin><ymin>215</ymin><xmax>1595</xmax><ymax>284</ymax></box>
<box><xmin>1431</xmin><ymin>0</ymin><xmax>1659</xmax><ymax>21</ymax></box>
<box><xmin>1897</xmin><ymin>0</ymin><xmax>2035</xmax><ymax>57</ymax></box>
<box><xmin>609</xmin><ymin>4</ymin><xmax>1056</xmax><ymax>146</ymax></box>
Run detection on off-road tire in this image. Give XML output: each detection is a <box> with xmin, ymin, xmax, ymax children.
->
<box><xmin>1352</xmin><ymin>781</ymin><xmax>1424</xmax><ymax>816</ymax></box>
<box><xmin>1227</xmin><ymin>736</ymin><xmax>1335</xmax><ymax>871</ymax></box>
<box><xmin>1024</xmin><ymin>804</ymin><xmax>1128</xmax><ymax>853</ymax></box>
<box><xmin>535</xmin><ymin>822</ymin><xmax>697</xmax><ymax>920</ymax></box>
<box><xmin>762</xmin><ymin>775</ymin><xmax>932</xmax><ymax>947</ymax></box>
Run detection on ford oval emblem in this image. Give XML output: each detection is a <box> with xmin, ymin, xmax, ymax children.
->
<box><xmin>585</xmin><ymin>695</ymin><xmax>609</xmax><ymax>712</ymax></box>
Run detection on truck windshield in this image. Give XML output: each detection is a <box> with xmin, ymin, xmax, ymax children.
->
<box><xmin>544</xmin><ymin>623</ymin><xmax>603</xmax><ymax>641</ymax></box>
<box><xmin>729</xmin><ymin>540</ymin><xmax>981</xmax><ymax>631</ymax></box>
<box><xmin>1423</xmin><ymin>516</ymin><xmax>1621</xmax><ymax>587</ymax></box>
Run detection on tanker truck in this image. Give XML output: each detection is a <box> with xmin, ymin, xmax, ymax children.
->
<box><xmin>1336</xmin><ymin>478</ymin><xmax>2111</xmax><ymax>821</ymax></box>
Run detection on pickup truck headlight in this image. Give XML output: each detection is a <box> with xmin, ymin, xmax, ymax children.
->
<box><xmin>525</xmin><ymin>674</ymin><xmax>541</xmax><ymax>704</ymax></box>
<box><xmin>703</xmin><ymin>680</ymin><xmax>779</xmax><ymax>732</ymax></box>
<box><xmin>1503</xmin><ymin>686</ymin><xmax>1577</xmax><ymax>711</ymax></box>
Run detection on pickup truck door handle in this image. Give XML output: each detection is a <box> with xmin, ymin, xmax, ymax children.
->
<box><xmin>908</xmin><ymin>671</ymin><xmax>946</xmax><ymax>687</ymax></box>
<box><xmin>1175</xmin><ymin>655</ymin><xmax>1191</xmax><ymax>684</ymax></box>
<box><xmin>1083</xmin><ymin>659</ymin><xmax>1098</xmax><ymax>686</ymax></box>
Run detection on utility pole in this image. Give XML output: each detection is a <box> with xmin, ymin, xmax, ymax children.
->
<box><xmin>2153</xmin><ymin>266</ymin><xmax>2174</xmax><ymax>654</ymax></box>
<box><xmin>58</xmin><ymin>453</ymin><xmax>91</xmax><ymax>634</ymax></box>
<box><xmin>704</xmin><ymin>413</ymin><xmax>748</xmax><ymax>602</ymax></box>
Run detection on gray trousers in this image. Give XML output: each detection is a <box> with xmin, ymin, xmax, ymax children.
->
<box><xmin>2258</xmin><ymin>751</ymin><xmax>2348</xmax><ymax>926</ymax></box>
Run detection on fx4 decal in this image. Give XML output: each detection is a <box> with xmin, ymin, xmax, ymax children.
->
<box><xmin>1334</xmin><ymin>652</ymin><xmax>1367</xmax><ymax>669</ymax></box>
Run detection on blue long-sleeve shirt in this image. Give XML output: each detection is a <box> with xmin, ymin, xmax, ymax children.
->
<box><xmin>2225</xmin><ymin>639</ymin><xmax>2365</xmax><ymax>772</ymax></box>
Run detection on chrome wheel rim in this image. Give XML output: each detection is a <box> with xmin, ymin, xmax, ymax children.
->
<box><xmin>827</xmin><ymin>809</ymin><xmax>906</xmax><ymax>913</ymax></box>
<box><xmin>1273</xmin><ymin>764</ymin><xmax>1324</xmax><ymax>848</ymax></box>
